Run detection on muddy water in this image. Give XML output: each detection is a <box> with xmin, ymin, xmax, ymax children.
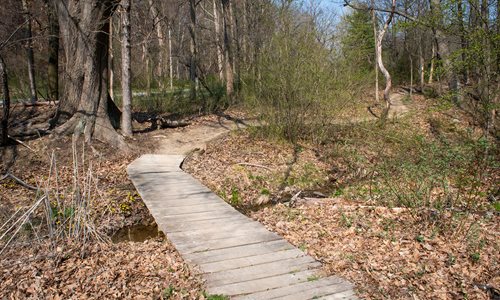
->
<box><xmin>111</xmin><ymin>224</ymin><xmax>165</xmax><ymax>243</ymax></box>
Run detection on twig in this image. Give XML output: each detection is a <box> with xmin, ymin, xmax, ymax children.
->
<box><xmin>234</xmin><ymin>162</ymin><xmax>274</xmax><ymax>171</ymax></box>
<box><xmin>8</xmin><ymin>135</ymin><xmax>37</xmax><ymax>153</ymax></box>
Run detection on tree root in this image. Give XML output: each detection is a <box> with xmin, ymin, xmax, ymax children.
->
<box><xmin>0</xmin><ymin>173</ymin><xmax>38</xmax><ymax>191</ymax></box>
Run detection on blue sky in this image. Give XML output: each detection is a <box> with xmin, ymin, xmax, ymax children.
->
<box><xmin>319</xmin><ymin>0</ymin><xmax>348</xmax><ymax>15</ymax></box>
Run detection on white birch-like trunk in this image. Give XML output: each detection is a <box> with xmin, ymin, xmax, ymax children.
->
<box><xmin>120</xmin><ymin>0</ymin><xmax>133</xmax><ymax>137</ymax></box>
<box><xmin>168</xmin><ymin>27</ymin><xmax>174</xmax><ymax>90</ymax></box>
<box><xmin>375</xmin><ymin>0</ymin><xmax>395</xmax><ymax>119</ymax></box>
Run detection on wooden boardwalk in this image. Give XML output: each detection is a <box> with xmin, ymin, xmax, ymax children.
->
<box><xmin>128</xmin><ymin>154</ymin><xmax>357</xmax><ymax>299</ymax></box>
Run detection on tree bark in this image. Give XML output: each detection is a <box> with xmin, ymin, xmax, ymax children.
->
<box><xmin>429</xmin><ymin>0</ymin><xmax>458</xmax><ymax>102</ymax></box>
<box><xmin>109</xmin><ymin>17</ymin><xmax>115</xmax><ymax>100</ymax></box>
<box><xmin>213</xmin><ymin>0</ymin><xmax>224</xmax><ymax>81</ymax></box>
<box><xmin>50</xmin><ymin>0</ymin><xmax>127</xmax><ymax>149</ymax></box>
<box><xmin>21</xmin><ymin>0</ymin><xmax>37</xmax><ymax>103</ymax></box>
<box><xmin>457</xmin><ymin>0</ymin><xmax>468</xmax><ymax>84</ymax></box>
<box><xmin>168</xmin><ymin>26</ymin><xmax>174</xmax><ymax>90</ymax></box>
<box><xmin>189</xmin><ymin>0</ymin><xmax>197</xmax><ymax>100</ymax></box>
<box><xmin>376</xmin><ymin>0</ymin><xmax>395</xmax><ymax>120</ymax></box>
<box><xmin>429</xmin><ymin>41</ymin><xmax>435</xmax><ymax>84</ymax></box>
<box><xmin>222</xmin><ymin>0</ymin><xmax>234</xmax><ymax>102</ymax></box>
<box><xmin>0</xmin><ymin>56</ymin><xmax>10</xmax><ymax>146</ymax></box>
<box><xmin>419</xmin><ymin>39</ymin><xmax>425</xmax><ymax>90</ymax></box>
<box><xmin>371</xmin><ymin>1</ymin><xmax>379</xmax><ymax>103</ymax></box>
<box><xmin>149</xmin><ymin>0</ymin><xmax>166</xmax><ymax>89</ymax></box>
<box><xmin>47</xmin><ymin>0</ymin><xmax>59</xmax><ymax>101</ymax></box>
<box><xmin>121</xmin><ymin>0</ymin><xmax>133</xmax><ymax>137</ymax></box>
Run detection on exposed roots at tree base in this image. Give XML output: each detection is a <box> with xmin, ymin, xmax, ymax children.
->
<box><xmin>52</xmin><ymin>114</ymin><xmax>130</xmax><ymax>152</ymax></box>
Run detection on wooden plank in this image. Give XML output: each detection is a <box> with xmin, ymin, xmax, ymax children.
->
<box><xmin>144</xmin><ymin>195</ymin><xmax>222</xmax><ymax>207</ymax></box>
<box><xmin>204</xmin><ymin>256</ymin><xmax>320</xmax><ymax>287</ymax></box>
<box><xmin>184</xmin><ymin>240</ymin><xmax>295</xmax><ymax>264</ymax></box>
<box><xmin>316</xmin><ymin>290</ymin><xmax>358</xmax><ymax>300</ymax></box>
<box><xmin>271</xmin><ymin>281</ymin><xmax>354</xmax><ymax>300</ymax></box>
<box><xmin>158</xmin><ymin>216</ymin><xmax>249</xmax><ymax>233</ymax></box>
<box><xmin>167</xmin><ymin>223</ymin><xmax>271</xmax><ymax>242</ymax></box>
<box><xmin>207</xmin><ymin>270</ymin><xmax>316</xmax><ymax>297</ymax></box>
<box><xmin>156</xmin><ymin>209</ymin><xmax>241</xmax><ymax>223</ymax></box>
<box><xmin>198</xmin><ymin>248</ymin><xmax>306</xmax><ymax>273</ymax></box>
<box><xmin>163</xmin><ymin>220</ymin><xmax>264</xmax><ymax>237</ymax></box>
<box><xmin>233</xmin><ymin>277</ymin><xmax>346</xmax><ymax>300</ymax></box>
<box><xmin>173</xmin><ymin>231</ymin><xmax>282</xmax><ymax>254</ymax></box>
<box><xmin>149</xmin><ymin>202</ymin><xmax>231</xmax><ymax>216</ymax></box>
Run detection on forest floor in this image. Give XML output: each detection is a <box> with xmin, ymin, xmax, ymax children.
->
<box><xmin>0</xmin><ymin>91</ymin><xmax>498</xmax><ymax>299</ymax></box>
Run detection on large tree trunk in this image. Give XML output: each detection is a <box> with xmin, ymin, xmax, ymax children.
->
<box><xmin>21</xmin><ymin>0</ymin><xmax>37</xmax><ymax>103</ymax></box>
<box><xmin>46</xmin><ymin>0</ymin><xmax>59</xmax><ymax>101</ymax></box>
<box><xmin>121</xmin><ymin>0</ymin><xmax>132</xmax><ymax>137</ymax></box>
<box><xmin>429</xmin><ymin>0</ymin><xmax>458</xmax><ymax>102</ymax></box>
<box><xmin>51</xmin><ymin>0</ymin><xmax>127</xmax><ymax>149</ymax></box>
<box><xmin>222</xmin><ymin>0</ymin><xmax>234</xmax><ymax>102</ymax></box>
<box><xmin>213</xmin><ymin>0</ymin><xmax>224</xmax><ymax>81</ymax></box>
<box><xmin>0</xmin><ymin>56</ymin><xmax>10</xmax><ymax>146</ymax></box>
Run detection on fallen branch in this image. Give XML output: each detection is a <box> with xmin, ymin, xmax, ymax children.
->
<box><xmin>8</xmin><ymin>136</ymin><xmax>37</xmax><ymax>152</ymax></box>
<box><xmin>234</xmin><ymin>162</ymin><xmax>274</xmax><ymax>171</ymax></box>
<box><xmin>0</xmin><ymin>173</ymin><xmax>38</xmax><ymax>191</ymax></box>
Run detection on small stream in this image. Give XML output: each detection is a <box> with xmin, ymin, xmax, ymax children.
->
<box><xmin>111</xmin><ymin>223</ymin><xmax>165</xmax><ymax>243</ymax></box>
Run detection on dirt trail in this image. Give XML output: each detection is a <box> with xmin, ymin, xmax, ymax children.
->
<box><xmin>156</xmin><ymin>91</ymin><xmax>409</xmax><ymax>154</ymax></box>
<box><xmin>156</xmin><ymin>117</ymin><xmax>260</xmax><ymax>155</ymax></box>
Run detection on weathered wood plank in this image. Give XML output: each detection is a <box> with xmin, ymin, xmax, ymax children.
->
<box><xmin>199</xmin><ymin>248</ymin><xmax>306</xmax><ymax>273</ymax></box>
<box><xmin>204</xmin><ymin>256</ymin><xmax>320</xmax><ymax>287</ymax></box>
<box><xmin>207</xmin><ymin>270</ymin><xmax>316</xmax><ymax>296</ymax></box>
<box><xmin>156</xmin><ymin>209</ymin><xmax>242</xmax><ymax>223</ymax></box>
<box><xmin>167</xmin><ymin>224</ymin><xmax>272</xmax><ymax>243</ymax></box>
<box><xmin>316</xmin><ymin>289</ymin><xmax>358</xmax><ymax>299</ymax></box>
<box><xmin>159</xmin><ymin>216</ymin><xmax>249</xmax><ymax>233</ymax></box>
<box><xmin>232</xmin><ymin>277</ymin><xmax>346</xmax><ymax>300</ymax></box>
<box><xmin>172</xmin><ymin>230</ymin><xmax>282</xmax><ymax>254</ymax></box>
<box><xmin>271</xmin><ymin>281</ymin><xmax>354</xmax><ymax>300</ymax></box>
<box><xmin>184</xmin><ymin>239</ymin><xmax>295</xmax><ymax>264</ymax></box>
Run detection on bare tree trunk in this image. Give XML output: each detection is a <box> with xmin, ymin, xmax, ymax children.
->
<box><xmin>222</xmin><ymin>0</ymin><xmax>234</xmax><ymax>102</ymax></box>
<box><xmin>121</xmin><ymin>0</ymin><xmax>132</xmax><ymax>137</ymax></box>
<box><xmin>149</xmin><ymin>0</ymin><xmax>166</xmax><ymax>90</ymax></box>
<box><xmin>213</xmin><ymin>0</ymin><xmax>224</xmax><ymax>81</ymax></box>
<box><xmin>189</xmin><ymin>0</ymin><xmax>197</xmax><ymax>100</ymax></box>
<box><xmin>51</xmin><ymin>0</ymin><xmax>127</xmax><ymax>149</ymax></box>
<box><xmin>371</xmin><ymin>1</ymin><xmax>379</xmax><ymax>103</ymax></box>
<box><xmin>429</xmin><ymin>42</ymin><xmax>435</xmax><ymax>84</ymax></box>
<box><xmin>457</xmin><ymin>0</ymin><xmax>468</xmax><ymax>84</ymax></box>
<box><xmin>142</xmin><ymin>44</ymin><xmax>152</xmax><ymax>97</ymax></box>
<box><xmin>419</xmin><ymin>38</ymin><xmax>425</xmax><ymax>90</ymax></box>
<box><xmin>0</xmin><ymin>56</ymin><xmax>10</xmax><ymax>146</ymax></box>
<box><xmin>47</xmin><ymin>0</ymin><xmax>59</xmax><ymax>101</ymax></box>
<box><xmin>430</xmin><ymin>0</ymin><xmax>458</xmax><ymax>102</ymax></box>
<box><xmin>410</xmin><ymin>54</ymin><xmax>413</xmax><ymax>99</ymax></box>
<box><xmin>376</xmin><ymin>0</ymin><xmax>396</xmax><ymax>120</ymax></box>
<box><xmin>109</xmin><ymin>17</ymin><xmax>115</xmax><ymax>100</ymax></box>
<box><xmin>168</xmin><ymin>26</ymin><xmax>174</xmax><ymax>90</ymax></box>
<box><xmin>21</xmin><ymin>0</ymin><xmax>37</xmax><ymax>103</ymax></box>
